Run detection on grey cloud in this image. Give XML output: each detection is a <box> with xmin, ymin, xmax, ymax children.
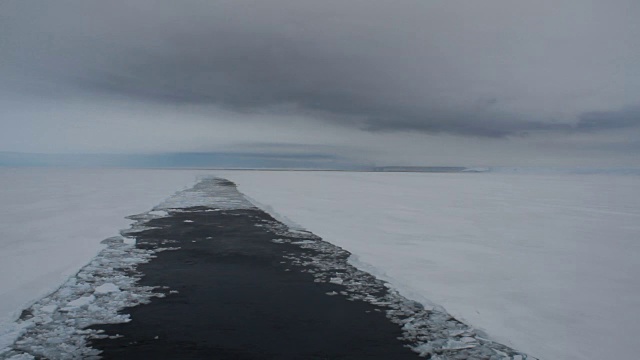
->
<box><xmin>1</xmin><ymin>0</ymin><xmax>639</xmax><ymax>143</ymax></box>
<box><xmin>576</xmin><ymin>106</ymin><xmax>640</xmax><ymax>132</ymax></box>
<box><xmin>38</xmin><ymin>39</ymin><xmax>589</xmax><ymax>139</ymax></box>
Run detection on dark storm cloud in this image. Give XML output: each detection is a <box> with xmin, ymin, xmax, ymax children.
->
<box><xmin>1</xmin><ymin>0</ymin><xmax>638</xmax><ymax>139</ymax></box>
<box><xmin>576</xmin><ymin>106</ymin><xmax>640</xmax><ymax>132</ymax></box>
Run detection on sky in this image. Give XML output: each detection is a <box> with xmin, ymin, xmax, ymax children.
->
<box><xmin>1</xmin><ymin>0</ymin><xmax>639</xmax><ymax>168</ymax></box>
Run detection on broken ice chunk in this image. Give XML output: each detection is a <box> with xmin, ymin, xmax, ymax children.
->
<box><xmin>148</xmin><ymin>210</ymin><xmax>169</xmax><ymax>217</ymax></box>
<box><xmin>66</xmin><ymin>294</ymin><xmax>95</xmax><ymax>307</ymax></box>
<box><xmin>40</xmin><ymin>304</ymin><xmax>57</xmax><ymax>313</ymax></box>
<box><xmin>6</xmin><ymin>353</ymin><xmax>36</xmax><ymax>360</ymax></box>
<box><xmin>94</xmin><ymin>283</ymin><xmax>121</xmax><ymax>294</ymax></box>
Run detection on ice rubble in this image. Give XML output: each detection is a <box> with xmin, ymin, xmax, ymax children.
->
<box><xmin>0</xmin><ymin>232</ymin><xmax>176</xmax><ymax>360</ymax></box>
<box><xmin>2</xmin><ymin>177</ymin><xmax>533</xmax><ymax>359</ymax></box>
<box><xmin>262</xmin><ymin>219</ymin><xmax>534</xmax><ymax>360</ymax></box>
<box><xmin>153</xmin><ymin>177</ymin><xmax>254</xmax><ymax>211</ymax></box>
<box><xmin>0</xmin><ymin>178</ymin><xmax>258</xmax><ymax>359</ymax></box>
<box><xmin>221</xmin><ymin>170</ymin><xmax>640</xmax><ymax>360</ymax></box>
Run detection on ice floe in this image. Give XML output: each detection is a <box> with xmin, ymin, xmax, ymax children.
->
<box><xmin>154</xmin><ymin>178</ymin><xmax>255</xmax><ymax>211</ymax></box>
<box><xmin>0</xmin><ymin>232</ymin><xmax>177</xmax><ymax>359</ymax></box>
<box><xmin>259</xmin><ymin>216</ymin><xmax>535</xmax><ymax>359</ymax></box>
<box><xmin>1</xmin><ymin>177</ymin><xmax>534</xmax><ymax>359</ymax></box>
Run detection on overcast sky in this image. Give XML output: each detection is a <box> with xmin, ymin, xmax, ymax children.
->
<box><xmin>1</xmin><ymin>0</ymin><xmax>639</xmax><ymax>167</ymax></box>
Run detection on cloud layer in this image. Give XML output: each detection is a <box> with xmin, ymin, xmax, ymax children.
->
<box><xmin>1</xmin><ymin>0</ymin><xmax>639</xmax><ymax>166</ymax></box>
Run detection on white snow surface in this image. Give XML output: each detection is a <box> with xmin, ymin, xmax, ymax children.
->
<box><xmin>2</xmin><ymin>168</ymin><xmax>639</xmax><ymax>360</ymax></box>
<box><xmin>219</xmin><ymin>170</ymin><xmax>640</xmax><ymax>360</ymax></box>
<box><xmin>0</xmin><ymin>168</ymin><xmax>209</xmax><ymax>350</ymax></box>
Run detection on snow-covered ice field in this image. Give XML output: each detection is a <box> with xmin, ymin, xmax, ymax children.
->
<box><xmin>1</xmin><ymin>168</ymin><xmax>639</xmax><ymax>360</ymax></box>
<box><xmin>0</xmin><ymin>168</ymin><xmax>209</xmax><ymax>350</ymax></box>
<box><xmin>220</xmin><ymin>170</ymin><xmax>640</xmax><ymax>360</ymax></box>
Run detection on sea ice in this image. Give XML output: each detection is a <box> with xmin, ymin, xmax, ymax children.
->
<box><xmin>93</xmin><ymin>284</ymin><xmax>120</xmax><ymax>294</ymax></box>
<box><xmin>221</xmin><ymin>170</ymin><xmax>640</xmax><ymax>360</ymax></box>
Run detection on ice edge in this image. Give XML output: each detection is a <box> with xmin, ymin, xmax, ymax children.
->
<box><xmin>1</xmin><ymin>177</ymin><xmax>536</xmax><ymax>360</ymax></box>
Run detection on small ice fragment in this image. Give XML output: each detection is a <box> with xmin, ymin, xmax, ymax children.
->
<box><xmin>289</xmin><ymin>229</ymin><xmax>309</xmax><ymax>234</ymax></box>
<box><xmin>122</xmin><ymin>237</ymin><xmax>136</xmax><ymax>245</ymax></box>
<box><xmin>329</xmin><ymin>277</ymin><xmax>343</xmax><ymax>285</ymax></box>
<box><xmin>95</xmin><ymin>283</ymin><xmax>120</xmax><ymax>294</ymax></box>
<box><xmin>326</xmin><ymin>291</ymin><xmax>338</xmax><ymax>296</ymax></box>
<box><xmin>67</xmin><ymin>294</ymin><xmax>95</xmax><ymax>307</ymax></box>
<box><xmin>183</xmin><ymin>220</ymin><xmax>194</xmax><ymax>223</ymax></box>
<box><xmin>413</xmin><ymin>343</ymin><xmax>433</xmax><ymax>357</ymax></box>
<box><xmin>292</xmin><ymin>240</ymin><xmax>315</xmax><ymax>245</ymax></box>
<box><xmin>7</xmin><ymin>353</ymin><xmax>36</xmax><ymax>360</ymax></box>
<box><xmin>100</xmin><ymin>236</ymin><xmax>124</xmax><ymax>245</ymax></box>
<box><xmin>40</xmin><ymin>304</ymin><xmax>57</xmax><ymax>313</ymax></box>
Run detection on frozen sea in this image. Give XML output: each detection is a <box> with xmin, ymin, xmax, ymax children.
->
<box><xmin>2</xmin><ymin>167</ymin><xmax>640</xmax><ymax>360</ymax></box>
